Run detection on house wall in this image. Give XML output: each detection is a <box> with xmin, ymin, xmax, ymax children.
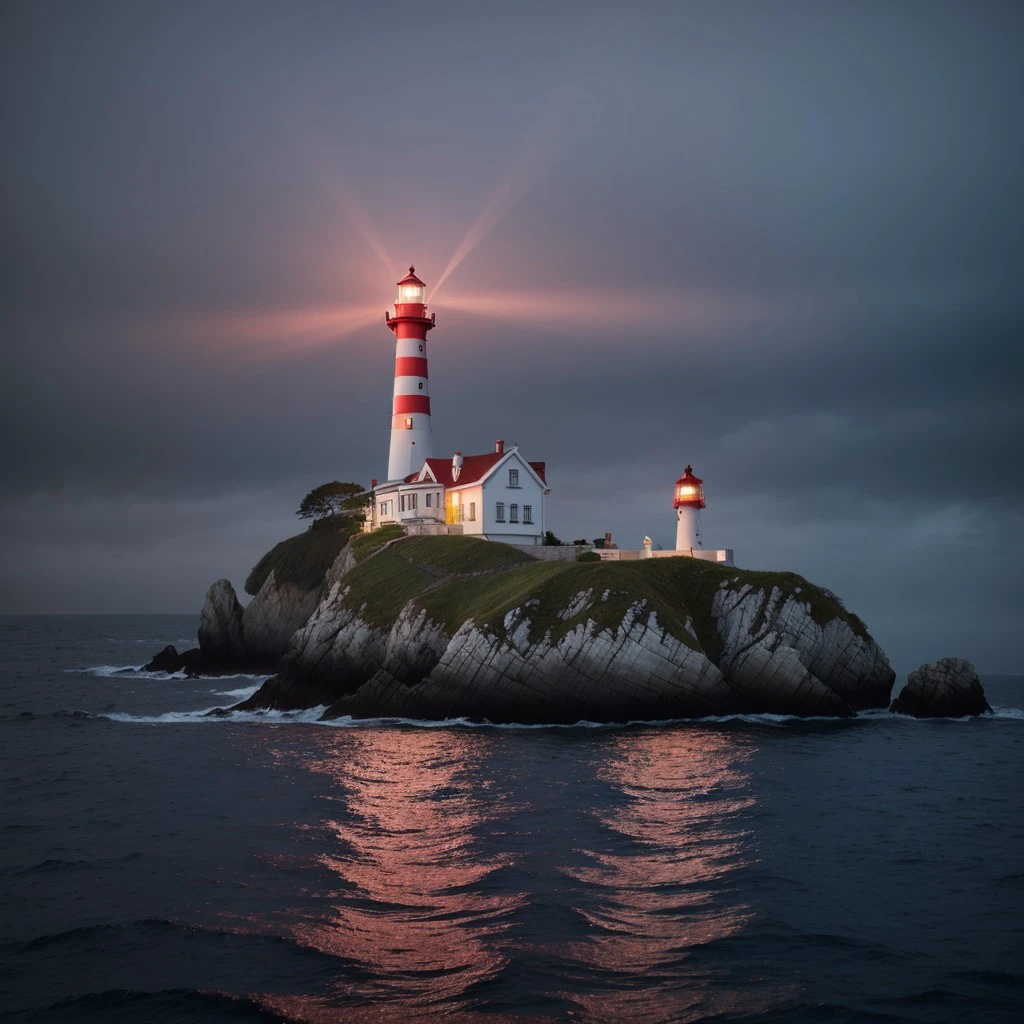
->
<box><xmin>481</xmin><ymin>452</ymin><xmax>545</xmax><ymax>544</ymax></box>
<box><xmin>374</xmin><ymin>482</ymin><xmax>445</xmax><ymax>527</ymax></box>
<box><xmin>445</xmin><ymin>483</ymin><xmax>484</xmax><ymax>534</ymax></box>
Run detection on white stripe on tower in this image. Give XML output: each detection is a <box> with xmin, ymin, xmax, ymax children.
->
<box><xmin>386</xmin><ymin>267</ymin><xmax>435</xmax><ymax>481</ymax></box>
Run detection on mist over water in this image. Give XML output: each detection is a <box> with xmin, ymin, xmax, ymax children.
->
<box><xmin>2</xmin><ymin>616</ymin><xmax>1023</xmax><ymax>1022</ymax></box>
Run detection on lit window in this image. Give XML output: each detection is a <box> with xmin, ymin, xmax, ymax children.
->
<box><xmin>469</xmin><ymin>502</ymin><xmax>476</xmax><ymax>521</ymax></box>
<box><xmin>523</xmin><ymin>505</ymin><xmax>533</xmax><ymax>524</ymax></box>
<box><xmin>509</xmin><ymin>469</ymin><xmax>519</xmax><ymax>486</ymax></box>
<box><xmin>510</xmin><ymin>503</ymin><xmax>519</xmax><ymax>523</ymax></box>
<box><xmin>405</xmin><ymin>417</ymin><xmax>413</xmax><ymax>430</ymax></box>
<box><xmin>496</xmin><ymin>502</ymin><xmax>505</xmax><ymax>522</ymax></box>
<box><xmin>425</xmin><ymin>493</ymin><xmax>432</xmax><ymax>508</ymax></box>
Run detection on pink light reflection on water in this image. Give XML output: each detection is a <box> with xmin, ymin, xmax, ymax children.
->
<box><xmin>554</xmin><ymin>728</ymin><xmax>773</xmax><ymax>1022</ymax></box>
<box><xmin>255</xmin><ymin>728</ymin><xmax>526</xmax><ymax>1018</ymax></box>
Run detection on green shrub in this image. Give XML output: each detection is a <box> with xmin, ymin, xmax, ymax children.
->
<box><xmin>245</xmin><ymin>514</ymin><xmax>361</xmax><ymax>595</ymax></box>
<box><xmin>576</xmin><ymin>550</ymin><xmax>601</xmax><ymax>563</ymax></box>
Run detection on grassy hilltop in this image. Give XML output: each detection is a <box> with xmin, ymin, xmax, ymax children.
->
<box><xmin>290</xmin><ymin>531</ymin><xmax>869</xmax><ymax>661</ymax></box>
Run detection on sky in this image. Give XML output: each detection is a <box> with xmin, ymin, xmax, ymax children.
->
<box><xmin>1</xmin><ymin>0</ymin><xmax>1022</xmax><ymax>672</ymax></box>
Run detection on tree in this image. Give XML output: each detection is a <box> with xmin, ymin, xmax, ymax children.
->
<box><xmin>296</xmin><ymin>481</ymin><xmax>369</xmax><ymax>522</ymax></box>
<box><xmin>543</xmin><ymin>530</ymin><xmax>563</xmax><ymax>546</ymax></box>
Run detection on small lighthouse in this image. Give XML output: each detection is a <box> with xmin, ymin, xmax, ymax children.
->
<box><xmin>384</xmin><ymin>267</ymin><xmax>435</xmax><ymax>481</ymax></box>
<box><xmin>673</xmin><ymin>465</ymin><xmax>706</xmax><ymax>553</ymax></box>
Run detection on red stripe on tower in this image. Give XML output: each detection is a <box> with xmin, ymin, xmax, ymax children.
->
<box><xmin>393</xmin><ymin>395</ymin><xmax>432</xmax><ymax>415</ymax></box>
<box><xmin>394</xmin><ymin>356</ymin><xmax>429</xmax><ymax>378</ymax></box>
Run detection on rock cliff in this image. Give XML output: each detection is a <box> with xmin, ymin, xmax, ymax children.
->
<box><xmin>232</xmin><ymin>533</ymin><xmax>896</xmax><ymax>722</ymax></box>
<box><xmin>890</xmin><ymin>658</ymin><xmax>991</xmax><ymax>717</ymax></box>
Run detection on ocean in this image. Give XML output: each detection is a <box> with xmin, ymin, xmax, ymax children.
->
<box><xmin>1</xmin><ymin>614</ymin><xmax>1022</xmax><ymax>1023</ymax></box>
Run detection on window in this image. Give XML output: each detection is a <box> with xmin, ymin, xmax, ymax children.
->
<box><xmin>409</xmin><ymin>493</ymin><xmax>417</xmax><ymax>510</ymax></box>
<box><xmin>510</xmin><ymin>503</ymin><xmax>519</xmax><ymax>523</ymax></box>
<box><xmin>404</xmin><ymin>417</ymin><xmax>413</xmax><ymax>430</ymax></box>
<box><xmin>380</xmin><ymin>503</ymin><xmax>386</xmax><ymax>517</ymax></box>
<box><xmin>523</xmin><ymin>505</ymin><xmax>533</xmax><ymax>524</ymax></box>
<box><xmin>418</xmin><ymin>382</ymin><xmax>424</xmax><ymax>389</ymax></box>
<box><xmin>425</xmin><ymin>493</ymin><xmax>432</xmax><ymax>508</ymax></box>
<box><xmin>400</xmin><ymin>494</ymin><xmax>406</xmax><ymax>512</ymax></box>
<box><xmin>509</xmin><ymin>469</ymin><xmax>519</xmax><ymax>486</ymax></box>
<box><xmin>469</xmin><ymin>502</ymin><xmax>476</xmax><ymax>521</ymax></box>
<box><xmin>495</xmin><ymin>502</ymin><xmax>505</xmax><ymax>522</ymax></box>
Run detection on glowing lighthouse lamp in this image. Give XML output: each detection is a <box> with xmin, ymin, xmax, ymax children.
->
<box><xmin>384</xmin><ymin>267</ymin><xmax>436</xmax><ymax>481</ymax></box>
<box><xmin>673</xmin><ymin>465</ymin><xmax>705</xmax><ymax>552</ymax></box>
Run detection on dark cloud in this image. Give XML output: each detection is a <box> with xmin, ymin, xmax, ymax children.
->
<box><xmin>2</xmin><ymin>0</ymin><xmax>1022</xmax><ymax>671</ymax></box>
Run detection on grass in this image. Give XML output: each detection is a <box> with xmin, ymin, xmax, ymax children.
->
<box><xmin>397</xmin><ymin>535</ymin><xmax>534</xmax><ymax>575</ymax></box>
<box><xmin>350</xmin><ymin>524</ymin><xmax>407</xmax><ymax>562</ymax></box>
<box><xmin>245</xmin><ymin>515</ymin><xmax>363</xmax><ymax>596</ymax></box>
<box><xmin>318</xmin><ymin>534</ymin><xmax>872</xmax><ymax>656</ymax></box>
<box><xmin>418</xmin><ymin>557</ymin><xmax>711</xmax><ymax>649</ymax></box>
<box><xmin>337</xmin><ymin>547</ymin><xmax>434</xmax><ymax>627</ymax></box>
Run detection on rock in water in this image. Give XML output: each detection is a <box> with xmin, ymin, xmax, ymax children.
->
<box><xmin>890</xmin><ymin>658</ymin><xmax>991</xmax><ymax>717</ymax></box>
<box><xmin>198</xmin><ymin>579</ymin><xmax>246</xmax><ymax>664</ymax></box>
<box><xmin>141</xmin><ymin>645</ymin><xmax>206</xmax><ymax>676</ymax></box>
<box><xmin>143</xmin><ymin>645</ymin><xmax>186</xmax><ymax>673</ymax></box>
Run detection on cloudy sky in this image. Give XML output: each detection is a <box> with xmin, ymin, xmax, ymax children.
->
<box><xmin>2</xmin><ymin>1</ymin><xmax>1022</xmax><ymax>672</ymax></box>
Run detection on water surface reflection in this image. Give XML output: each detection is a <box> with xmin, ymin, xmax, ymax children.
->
<box><xmin>261</xmin><ymin>728</ymin><xmax>524</xmax><ymax>1020</ymax></box>
<box><xmin>558</xmin><ymin>728</ymin><xmax>760</xmax><ymax>1021</ymax></box>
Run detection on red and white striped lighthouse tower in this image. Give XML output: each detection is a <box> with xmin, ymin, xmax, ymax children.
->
<box><xmin>384</xmin><ymin>267</ymin><xmax>435</xmax><ymax>481</ymax></box>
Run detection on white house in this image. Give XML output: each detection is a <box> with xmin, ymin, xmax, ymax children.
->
<box><xmin>369</xmin><ymin>439</ymin><xmax>550</xmax><ymax>545</ymax></box>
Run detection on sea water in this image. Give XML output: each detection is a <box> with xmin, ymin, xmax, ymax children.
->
<box><xmin>1</xmin><ymin>615</ymin><xmax>1022</xmax><ymax>1022</ymax></box>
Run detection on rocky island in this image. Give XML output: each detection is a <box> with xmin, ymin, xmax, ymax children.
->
<box><xmin>144</xmin><ymin>517</ymin><xmax>988</xmax><ymax>723</ymax></box>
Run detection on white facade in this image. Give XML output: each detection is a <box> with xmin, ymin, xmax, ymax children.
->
<box><xmin>675</xmin><ymin>506</ymin><xmax>701</xmax><ymax>552</ymax></box>
<box><xmin>450</xmin><ymin>450</ymin><xmax>546</xmax><ymax>544</ymax></box>
<box><xmin>368</xmin><ymin>445</ymin><xmax>548</xmax><ymax>544</ymax></box>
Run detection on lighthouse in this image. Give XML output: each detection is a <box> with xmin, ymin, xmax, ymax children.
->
<box><xmin>385</xmin><ymin>267</ymin><xmax>435</xmax><ymax>481</ymax></box>
<box><xmin>673</xmin><ymin>465</ymin><xmax>705</xmax><ymax>552</ymax></box>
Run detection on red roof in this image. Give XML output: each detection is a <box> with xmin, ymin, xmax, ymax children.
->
<box><xmin>529</xmin><ymin>461</ymin><xmax>546</xmax><ymax>483</ymax></box>
<box><xmin>675</xmin><ymin>465</ymin><xmax>702</xmax><ymax>487</ymax></box>
<box><xmin>422</xmin><ymin>453</ymin><xmax>503</xmax><ymax>488</ymax></box>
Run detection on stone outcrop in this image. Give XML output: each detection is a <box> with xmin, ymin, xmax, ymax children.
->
<box><xmin>240</xmin><ymin>570</ymin><xmax>320</xmax><ymax>666</ymax></box>
<box><xmin>142</xmin><ymin>644</ymin><xmax>207</xmax><ymax>676</ymax></box>
<box><xmin>713</xmin><ymin>582</ymin><xmax>895</xmax><ymax>715</ymax></box>
<box><xmin>890</xmin><ymin>658</ymin><xmax>991</xmax><ymax>718</ymax></box>
<box><xmin>198</xmin><ymin>579</ymin><xmax>246</xmax><ymax>665</ymax></box>
<box><xmin>187</xmin><ymin>543</ymin><xmax>362</xmax><ymax>678</ymax></box>
<box><xmin>319</xmin><ymin>598</ymin><xmax>733</xmax><ymax>724</ymax></box>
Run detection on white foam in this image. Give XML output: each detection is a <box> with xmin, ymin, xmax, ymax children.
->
<box><xmin>96</xmin><ymin>705</ymin><xmax>1024</xmax><ymax>729</ymax></box>
<box><xmin>213</xmin><ymin>685</ymin><xmax>265</xmax><ymax>698</ymax></box>
<box><xmin>65</xmin><ymin>665</ymin><xmax>188</xmax><ymax>680</ymax></box>
<box><xmin>65</xmin><ymin>666</ymin><xmax>272</xmax><ymax>684</ymax></box>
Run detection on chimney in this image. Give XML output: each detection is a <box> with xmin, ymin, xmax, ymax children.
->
<box><xmin>371</xmin><ymin>479</ymin><xmax>377</xmax><ymax>489</ymax></box>
<box><xmin>495</xmin><ymin>439</ymin><xmax>505</xmax><ymax>455</ymax></box>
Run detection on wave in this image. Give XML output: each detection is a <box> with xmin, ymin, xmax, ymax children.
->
<box><xmin>94</xmin><ymin>705</ymin><xmax>1024</xmax><ymax>729</ymax></box>
<box><xmin>64</xmin><ymin>665</ymin><xmax>272</xmax><ymax>683</ymax></box>
<box><xmin>6</xmin><ymin>986</ymin><xmax>274</xmax><ymax>1023</ymax></box>
<box><xmin>212</xmin><ymin>685</ymin><xmax>265</xmax><ymax>699</ymax></box>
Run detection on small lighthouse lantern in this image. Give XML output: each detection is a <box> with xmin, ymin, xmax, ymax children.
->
<box><xmin>396</xmin><ymin>266</ymin><xmax>426</xmax><ymax>308</ymax></box>
<box><xmin>673</xmin><ymin>466</ymin><xmax>705</xmax><ymax>510</ymax></box>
